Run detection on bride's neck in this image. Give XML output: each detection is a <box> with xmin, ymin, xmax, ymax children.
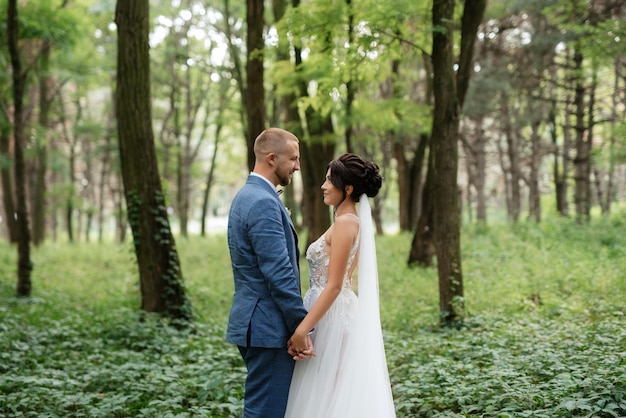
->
<box><xmin>334</xmin><ymin>201</ymin><xmax>357</xmax><ymax>217</ymax></box>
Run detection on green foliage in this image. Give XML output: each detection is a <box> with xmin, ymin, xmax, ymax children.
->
<box><xmin>1</xmin><ymin>214</ymin><xmax>625</xmax><ymax>416</ymax></box>
<box><xmin>390</xmin><ymin>316</ymin><xmax>626</xmax><ymax>417</ymax></box>
<box><xmin>0</xmin><ymin>0</ymin><xmax>90</xmax><ymax>46</ymax></box>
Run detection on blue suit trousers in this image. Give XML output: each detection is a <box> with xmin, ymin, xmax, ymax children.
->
<box><xmin>238</xmin><ymin>345</ymin><xmax>296</xmax><ymax>418</ymax></box>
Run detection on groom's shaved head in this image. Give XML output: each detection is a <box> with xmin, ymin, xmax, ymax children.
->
<box><xmin>254</xmin><ymin>128</ymin><xmax>299</xmax><ymax>160</ymax></box>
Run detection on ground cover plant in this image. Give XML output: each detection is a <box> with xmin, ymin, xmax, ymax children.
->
<box><xmin>1</xmin><ymin>213</ymin><xmax>625</xmax><ymax>417</ymax></box>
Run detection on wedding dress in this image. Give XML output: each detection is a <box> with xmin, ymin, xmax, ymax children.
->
<box><xmin>285</xmin><ymin>195</ymin><xmax>395</xmax><ymax>418</ymax></box>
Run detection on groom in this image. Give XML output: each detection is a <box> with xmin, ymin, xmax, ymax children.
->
<box><xmin>226</xmin><ymin>127</ymin><xmax>313</xmax><ymax>418</ymax></box>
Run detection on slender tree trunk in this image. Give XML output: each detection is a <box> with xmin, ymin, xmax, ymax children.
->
<box><xmin>502</xmin><ymin>97</ymin><xmax>521</xmax><ymax>222</ymax></box>
<box><xmin>408</xmin><ymin>150</ymin><xmax>435</xmax><ymax>267</ymax></box>
<box><xmin>559</xmin><ymin>87</ymin><xmax>573</xmax><ymax>216</ymax></box>
<box><xmin>394</xmin><ymin>139</ymin><xmax>410</xmax><ymax>230</ymax></box>
<box><xmin>115</xmin><ymin>0</ymin><xmax>191</xmax><ymax>321</ymax></box>
<box><xmin>344</xmin><ymin>0</ymin><xmax>355</xmax><ymax>152</ymax></box>
<box><xmin>495</xmin><ymin>137</ymin><xmax>509</xmax><ymax>215</ymax></box>
<box><xmin>56</xmin><ymin>90</ymin><xmax>78</xmax><ymax>242</ymax></box>
<box><xmin>572</xmin><ymin>47</ymin><xmax>591</xmax><ymax>222</ymax></box>
<box><xmin>32</xmin><ymin>41</ymin><xmax>51</xmax><ymax>246</ymax></box>
<box><xmin>8</xmin><ymin>0</ymin><xmax>33</xmax><ymax>296</ymax></box>
<box><xmin>462</xmin><ymin>118</ymin><xmax>487</xmax><ymax>223</ymax></box>
<box><xmin>396</xmin><ymin>133</ymin><xmax>428</xmax><ymax>233</ymax></box>
<box><xmin>387</xmin><ymin>58</ymin><xmax>413</xmax><ymax>231</ymax></box>
<box><xmin>301</xmin><ymin>123</ymin><xmax>335</xmax><ymax>247</ymax></box>
<box><xmin>550</xmin><ymin>94</ymin><xmax>568</xmax><ymax>217</ymax></box>
<box><xmin>273</xmin><ymin>0</ymin><xmax>304</xmax><ymax>227</ymax></box>
<box><xmin>67</xmin><ymin>144</ymin><xmax>75</xmax><ymax>242</ymax></box>
<box><xmin>0</xmin><ymin>120</ymin><xmax>18</xmax><ymax>242</ymax></box>
<box><xmin>200</xmin><ymin>124</ymin><xmax>221</xmax><ymax>236</ymax></box>
<box><xmin>98</xmin><ymin>100</ymin><xmax>115</xmax><ymax>242</ymax></box>
<box><xmin>474</xmin><ymin>126</ymin><xmax>487</xmax><ymax>223</ymax></box>
<box><xmin>588</xmin><ymin>69</ymin><xmax>601</xmax><ymax>213</ymax></box>
<box><xmin>245</xmin><ymin>0</ymin><xmax>265</xmax><ymax>171</ymax></box>
<box><xmin>114</xmin><ymin>176</ymin><xmax>127</xmax><ymax>243</ymax></box>
<box><xmin>605</xmin><ymin>58</ymin><xmax>620</xmax><ymax>214</ymax></box>
<box><xmin>528</xmin><ymin>120</ymin><xmax>541</xmax><ymax>222</ymax></box>
<box><xmin>407</xmin><ymin>52</ymin><xmax>435</xmax><ymax>264</ymax></box>
<box><xmin>223</xmin><ymin>0</ymin><xmax>248</xmax><ymax>151</ymax></box>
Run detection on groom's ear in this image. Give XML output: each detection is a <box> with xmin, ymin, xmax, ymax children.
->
<box><xmin>266</xmin><ymin>152</ymin><xmax>277</xmax><ymax>167</ymax></box>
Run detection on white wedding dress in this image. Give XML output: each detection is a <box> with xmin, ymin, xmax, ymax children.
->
<box><xmin>285</xmin><ymin>195</ymin><xmax>395</xmax><ymax>418</ymax></box>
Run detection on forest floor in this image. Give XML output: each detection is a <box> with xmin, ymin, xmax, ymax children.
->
<box><xmin>1</xmin><ymin>214</ymin><xmax>625</xmax><ymax>417</ymax></box>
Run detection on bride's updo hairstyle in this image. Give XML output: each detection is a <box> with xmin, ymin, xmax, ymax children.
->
<box><xmin>328</xmin><ymin>153</ymin><xmax>383</xmax><ymax>208</ymax></box>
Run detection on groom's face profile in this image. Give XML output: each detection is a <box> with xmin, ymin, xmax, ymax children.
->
<box><xmin>273</xmin><ymin>139</ymin><xmax>300</xmax><ymax>187</ymax></box>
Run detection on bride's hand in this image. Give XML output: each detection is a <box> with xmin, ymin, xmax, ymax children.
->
<box><xmin>288</xmin><ymin>333</ymin><xmax>315</xmax><ymax>360</ymax></box>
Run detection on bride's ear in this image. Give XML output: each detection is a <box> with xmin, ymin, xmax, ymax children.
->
<box><xmin>345</xmin><ymin>185</ymin><xmax>354</xmax><ymax>196</ymax></box>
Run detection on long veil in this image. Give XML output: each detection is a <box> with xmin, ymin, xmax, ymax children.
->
<box><xmin>328</xmin><ymin>194</ymin><xmax>396</xmax><ymax>417</ymax></box>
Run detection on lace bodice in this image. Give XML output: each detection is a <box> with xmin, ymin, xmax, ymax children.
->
<box><xmin>305</xmin><ymin>216</ymin><xmax>360</xmax><ymax>292</ymax></box>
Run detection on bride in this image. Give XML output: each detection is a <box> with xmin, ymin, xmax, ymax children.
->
<box><xmin>285</xmin><ymin>153</ymin><xmax>396</xmax><ymax>418</ymax></box>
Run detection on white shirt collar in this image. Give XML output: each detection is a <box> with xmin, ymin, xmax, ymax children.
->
<box><xmin>250</xmin><ymin>172</ymin><xmax>280</xmax><ymax>193</ymax></box>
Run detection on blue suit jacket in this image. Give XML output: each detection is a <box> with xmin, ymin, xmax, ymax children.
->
<box><xmin>226</xmin><ymin>175</ymin><xmax>307</xmax><ymax>348</ymax></box>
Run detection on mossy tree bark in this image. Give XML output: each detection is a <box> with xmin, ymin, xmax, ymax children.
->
<box><xmin>115</xmin><ymin>0</ymin><xmax>191</xmax><ymax>321</ymax></box>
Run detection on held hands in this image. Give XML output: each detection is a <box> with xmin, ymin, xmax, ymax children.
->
<box><xmin>287</xmin><ymin>332</ymin><xmax>315</xmax><ymax>361</ymax></box>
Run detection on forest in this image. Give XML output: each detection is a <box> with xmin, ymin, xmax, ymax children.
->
<box><xmin>1</xmin><ymin>0</ymin><xmax>625</xmax><ymax>416</ymax></box>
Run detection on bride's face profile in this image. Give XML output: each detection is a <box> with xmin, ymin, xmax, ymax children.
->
<box><xmin>322</xmin><ymin>168</ymin><xmax>343</xmax><ymax>207</ymax></box>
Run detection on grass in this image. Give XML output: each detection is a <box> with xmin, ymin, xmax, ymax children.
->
<box><xmin>1</xmin><ymin>213</ymin><xmax>626</xmax><ymax>417</ymax></box>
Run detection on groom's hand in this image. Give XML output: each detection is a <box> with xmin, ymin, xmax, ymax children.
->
<box><xmin>288</xmin><ymin>334</ymin><xmax>315</xmax><ymax>360</ymax></box>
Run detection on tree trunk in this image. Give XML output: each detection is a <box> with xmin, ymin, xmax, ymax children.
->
<box><xmin>408</xmin><ymin>142</ymin><xmax>435</xmax><ymax>267</ymax></box>
<box><xmin>8</xmin><ymin>0</ymin><xmax>33</xmax><ymax>296</ymax></box>
<box><xmin>272</xmin><ymin>0</ymin><xmax>304</xmax><ymax>227</ymax></box>
<box><xmin>301</xmin><ymin>126</ymin><xmax>335</xmax><ymax>247</ymax></box>
<box><xmin>279</xmin><ymin>0</ymin><xmax>334</xmax><ymax>246</ymax></box>
<box><xmin>462</xmin><ymin>118</ymin><xmax>487</xmax><ymax>223</ymax></box>
<box><xmin>496</xmin><ymin>137</ymin><xmax>511</xmax><ymax>217</ymax></box>
<box><xmin>0</xmin><ymin>120</ymin><xmax>18</xmax><ymax>242</ymax></box>
<box><xmin>528</xmin><ymin>120</ymin><xmax>541</xmax><ymax>222</ymax></box>
<box><xmin>430</xmin><ymin>0</ymin><xmax>485</xmax><ymax>327</ymax></box>
<box><xmin>67</xmin><ymin>143</ymin><xmax>75</xmax><ymax>242</ymax></box>
<box><xmin>394</xmin><ymin>139</ymin><xmax>411</xmax><ymax>230</ymax></box>
<box><xmin>605</xmin><ymin>58</ymin><xmax>620</xmax><ymax>214</ymax></box>
<box><xmin>589</xmin><ymin>69</ymin><xmax>599</xmax><ymax>213</ymax></box>
<box><xmin>223</xmin><ymin>0</ymin><xmax>248</xmax><ymax>154</ymax></box>
<box><xmin>200</xmin><ymin>124</ymin><xmax>222</xmax><ymax>236</ymax></box>
<box><xmin>550</xmin><ymin>91</ymin><xmax>569</xmax><ymax>217</ymax></box>
<box><xmin>473</xmin><ymin>121</ymin><xmax>487</xmax><ymax>223</ymax></box>
<box><xmin>344</xmin><ymin>0</ymin><xmax>355</xmax><ymax>152</ymax></box>
<box><xmin>245</xmin><ymin>0</ymin><xmax>265</xmax><ymax>171</ymax></box>
<box><xmin>386</xmin><ymin>58</ymin><xmax>417</xmax><ymax>232</ymax></box>
<box><xmin>407</xmin><ymin>52</ymin><xmax>435</xmax><ymax>264</ymax></box>
<box><xmin>32</xmin><ymin>41</ymin><xmax>51</xmax><ymax>246</ymax></box>
<box><xmin>501</xmin><ymin>91</ymin><xmax>521</xmax><ymax>222</ymax></box>
<box><xmin>113</xmin><ymin>174</ymin><xmax>127</xmax><ymax>243</ymax></box>
<box><xmin>56</xmin><ymin>90</ymin><xmax>77</xmax><ymax>242</ymax></box>
<box><xmin>572</xmin><ymin>47</ymin><xmax>591</xmax><ymax>222</ymax></box>
<box><xmin>98</xmin><ymin>92</ymin><xmax>115</xmax><ymax>243</ymax></box>
<box><xmin>115</xmin><ymin>0</ymin><xmax>191</xmax><ymax>321</ymax></box>
<box><xmin>431</xmin><ymin>0</ymin><xmax>463</xmax><ymax>326</ymax></box>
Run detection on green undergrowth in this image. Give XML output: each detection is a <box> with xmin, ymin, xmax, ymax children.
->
<box><xmin>1</xmin><ymin>213</ymin><xmax>625</xmax><ymax>417</ymax></box>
